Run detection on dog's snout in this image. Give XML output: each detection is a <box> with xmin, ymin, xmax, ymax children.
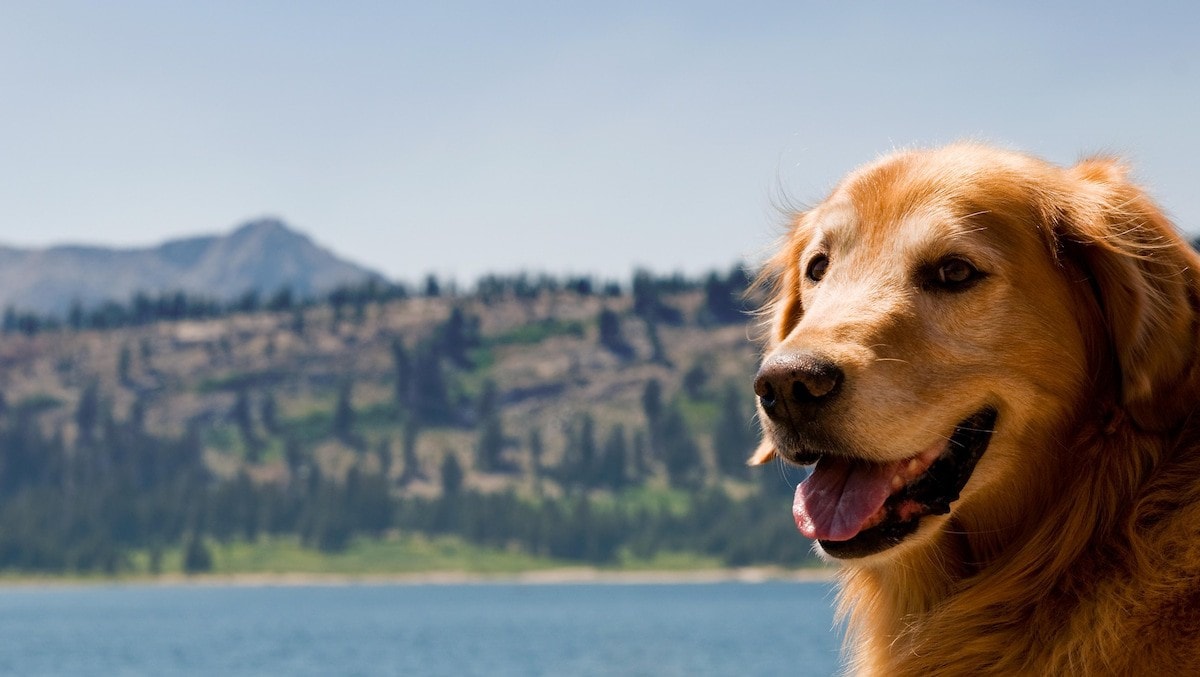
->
<box><xmin>754</xmin><ymin>352</ymin><xmax>844</xmax><ymax>416</ymax></box>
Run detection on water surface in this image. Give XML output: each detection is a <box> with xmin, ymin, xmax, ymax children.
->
<box><xmin>0</xmin><ymin>581</ymin><xmax>843</xmax><ymax>676</ymax></box>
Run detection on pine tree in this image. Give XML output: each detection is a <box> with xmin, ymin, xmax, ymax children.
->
<box><xmin>560</xmin><ymin>414</ymin><xmax>598</xmax><ymax>488</ymax></box>
<box><xmin>441</xmin><ymin>453</ymin><xmax>464</xmax><ymax>495</ymax></box>
<box><xmin>332</xmin><ymin>381</ymin><xmax>356</xmax><ymax>445</ymax></box>
<box><xmin>411</xmin><ymin>342</ymin><xmax>453</xmax><ymax>425</ymax></box>
<box><xmin>642</xmin><ymin>379</ymin><xmax>663</xmax><ymax>430</ymax></box>
<box><xmin>267</xmin><ymin>286</ymin><xmax>294</xmax><ymax>312</ymax></box>
<box><xmin>475</xmin><ymin>380</ymin><xmax>512</xmax><ymax>473</ymax></box>
<box><xmin>330</xmin><ymin>288</ymin><xmax>348</xmax><ymax>329</ymax></box>
<box><xmin>599</xmin><ymin>424</ymin><xmax>629</xmax><ymax>490</ymax></box>
<box><xmin>375</xmin><ymin>438</ymin><xmax>393</xmax><ymax>479</ymax></box>
<box><xmin>701</xmin><ymin>266</ymin><xmax>751</xmax><ymax>325</ymax></box>
<box><xmin>291</xmin><ymin>306</ymin><xmax>306</xmax><ymax>337</ymax></box>
<box><xmin>660</xmin><ymin>407</ymin><xmax>705</xmax><ymax>489</ymax></box>
<box><xmin>597</xmin><ymin>308</ymin><xmax>634</xmax><ymax>359</ymax></box>
<box><xmin>440</xmin><ymin>307</ymin><xmax>479</xmax><ymax>367</ymax></box>
<box><xmin>528</xmin><ymin>426</ymin><xmax>545</xmax><ymax>494</ymax></box>
<box><xmin>631</xmin><ymin>430</ymin><xmax>648</xmax><ymax>481</ymax></box>
<box><xmin>260</xmin><ymin>391</ymin><xmax>279</xmax><ymax>435</ymax></box>
<box><xmin>632</xmin><ymin>269</ymin><xmax>658</xmax><ymax>319</ymax></box>
<box><xmin>391</xmin><ymin>338</ymin><xmax>412</xmax><ymax>410</ymax></box>
<box><xmin>424</xmin><ymin>274</ymin><xmax>441</xmax><ymax>298</ymax></box>
<box><xmin>68</xmin><ymin>300</ymin><xmax>84</xmax><ymax>330</ymax></box>
<box><xmin>76</xmin><ymin>383</ymin><xmax>100</xmax><ymax>446</ymax></box>
<box><xmin>578</xmin><ymin>414</ymin><xmax>597</xmax><ymax>481</ymax></box>
<box><xmin>645</xmin><ymin>317</ymin><xmax>671</xmax><ymax>366</ymax></box>
<box><xmin>713</xmin><ymin>382</ymin><xmax>756</xmax><ymax>477</ymax></box>
<box><xmin>284</xmin><ymin>436</ymin><xmax>306</xmax><ymax>484</ymax></box>
<box><xmin>182</xmin><ymin>534</ymin><xmax>213</xmax><ymax>574</ymax></box>
<box><xmin>682</xmin><ymin>359</ymin><xmax>709</xmax><ymax>399</ymax></box>
<box><xmin>528</xmin><ymin>427</ymin><xmax>544</xmax><ymax>476</ymax></box>
<box><xmin>128</xmin><ymin>397</ymin><xmax>146</xmax><ymax>434</ymax></box>
<box><xmin>398</xmin><ymin>422</ymin><xmax>425</xmax><ymax>486</ymax></box>
<box><xmin>117</xmin><ymin>344</ymin><xmax>132</xmax><ymax>385</ymax></box>
<box><xmin>231</xmin><ymin>389</ymin><xmax>260</xmax><ymax>461</ymax></box>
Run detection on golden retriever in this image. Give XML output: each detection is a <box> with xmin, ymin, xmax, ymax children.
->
<box><xmin>750</xmin><ymin>143</ymin><xmax>1200</xmax><ymax>675</ymax></box>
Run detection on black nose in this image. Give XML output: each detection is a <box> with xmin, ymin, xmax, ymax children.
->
<box><xmin>753</xmin><ymin>352</ymin><xmax>843</xmax><ymax>417</ymax></box>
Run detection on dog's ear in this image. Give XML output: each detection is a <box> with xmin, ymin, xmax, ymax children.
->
<box><xmin>1058</xmin><ymin>158</ymin><xmax>1200</xmax><ymax>429</ymax></box>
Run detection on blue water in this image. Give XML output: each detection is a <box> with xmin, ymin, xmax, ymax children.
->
<box><xmin>0</xmin><ymin>581</ymin><xmax>843</xmax><ymax>676</ymax></box>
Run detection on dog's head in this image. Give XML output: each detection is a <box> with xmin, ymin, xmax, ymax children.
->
<box><xmin>751</xmin><ymin>143</ymin><xmax>1200</xmax><ymax>561</ymax></box>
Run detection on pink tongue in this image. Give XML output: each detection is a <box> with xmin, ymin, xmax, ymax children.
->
<box><xmin>793</xmin><ymin>455</ymin><xmax>904</xmax><ymax>541</ymax></box>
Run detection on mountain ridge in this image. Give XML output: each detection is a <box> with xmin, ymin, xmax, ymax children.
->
<box><xmin>0</xmin><ymin>219</ymin><xmax>383</xmax><ymax>315</ymax></box>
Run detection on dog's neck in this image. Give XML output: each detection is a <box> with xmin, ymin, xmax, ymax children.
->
<box><xmin>835</xmin><ymin>406</ymin><xmax>1188</xmax><ymax>676</ymax></box>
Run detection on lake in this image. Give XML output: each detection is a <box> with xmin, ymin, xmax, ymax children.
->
<box><xmin>0</xmin><ymin>580</ymin><xmax>844</xmax><ymax>676</ymax></box>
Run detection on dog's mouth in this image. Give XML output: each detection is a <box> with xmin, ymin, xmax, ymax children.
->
<box><xmin>791</xmin><ymin>407</ymin><xmax>997</xmax><ymax>559</ymax></box>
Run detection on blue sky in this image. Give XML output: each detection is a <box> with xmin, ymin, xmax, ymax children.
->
<box><xmin>1</xmin><ymin>2</ymin><xmax>1198</xmax><ymax>284</ymax></box>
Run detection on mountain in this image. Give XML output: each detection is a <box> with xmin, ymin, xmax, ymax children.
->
<box><xmin>0</xmin><ymin>219</ymin><xmax>384</xmax><ymax>315</ymax></box>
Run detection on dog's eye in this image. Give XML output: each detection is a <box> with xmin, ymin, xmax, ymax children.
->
<box><xmin>930</xmin><ymin>257</ymin><xmax>981</xmax><ymax>290</ymax></box>
<box><xmin>806</xmin><ymin>254</ymin><xmax>829</xmax><ymax>282</ymax></box>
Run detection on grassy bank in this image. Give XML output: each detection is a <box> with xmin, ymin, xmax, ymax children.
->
<box><xmin>0</xmin><ymin>534</ymin><xmax>833</xmax><ymax>585</ymax></box>
<box><xmin>136</xmin><ymin>534</ymin><xmax>570</xmax><ymax>576</ymax></box>
<box><xmin>132</xmin><ymin>534</ymin><xmax>736</xmax><ymax>577</ymax></box>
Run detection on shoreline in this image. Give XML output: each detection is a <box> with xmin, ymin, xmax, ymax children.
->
<box><xmin>0</xmin><ymin>566</ymin><xmax>837</xmax><ymax>589</ymax></box>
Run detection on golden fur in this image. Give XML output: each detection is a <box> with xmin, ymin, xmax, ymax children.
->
<box><xmin>751</xmin><ymin>143</ymin><xmax>1200</xmax><ymax>674</ymax></box>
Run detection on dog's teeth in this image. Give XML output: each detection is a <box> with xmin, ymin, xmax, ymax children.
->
<box><xmin>906</xmin><ymin>458</ymin><xmax>922</xmax><ymax>476</ymax></box>
<box><xmin>891</xmin><ymin>474</ymin><xmax>904</xmax><ymax>490</ymax></box>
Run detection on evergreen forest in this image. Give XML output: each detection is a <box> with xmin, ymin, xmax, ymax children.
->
<box><xmin>0</xmin><ymin>267</ymin><xmax>820</xmax><ymax>575</ymax></box>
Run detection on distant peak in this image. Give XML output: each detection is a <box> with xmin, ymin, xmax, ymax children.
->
<box><xmin>227</xmin><ymin>219</ymin><xmax>317</xmax><ymax>249</ymax></box>
<box><xmin>231</xmin><ymin>217</ymin><xmax>293</xmax><ymax>237</ymax></box>
<box><xmin>0</xmin><ymin>217</ymin><xmax>383</xmax><ymax>315</ymax></box>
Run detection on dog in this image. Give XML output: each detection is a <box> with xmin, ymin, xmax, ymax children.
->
<box><xmin>750</xmin><ymin>143</ymin><xmax>1200</xmax><ymax>675</ymax></box>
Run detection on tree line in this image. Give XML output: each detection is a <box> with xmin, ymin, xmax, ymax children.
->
<box><xmin>0</xmin><ymin>263</ymin><xmax>815</xmax><ymax>574</ymax></box>
<box><xmin>0</xmin><ymin>265</ymin><xmax>754</xmax><ymax>336</ymax></box>
<box><xmin>0</xmin><ymin>372</ymin><xmax>810</xmax><ymax>574</ymax></box>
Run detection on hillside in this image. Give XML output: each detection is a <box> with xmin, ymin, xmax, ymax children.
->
<box><xmin>0</xmin><ymin>219</ymin><xmax>381</xmax><ymax>315</ymax></box>
<box><xmin>0</xmin><ymin>269</ymin><xmax>817</xmax><ymax>575</ymax></box>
